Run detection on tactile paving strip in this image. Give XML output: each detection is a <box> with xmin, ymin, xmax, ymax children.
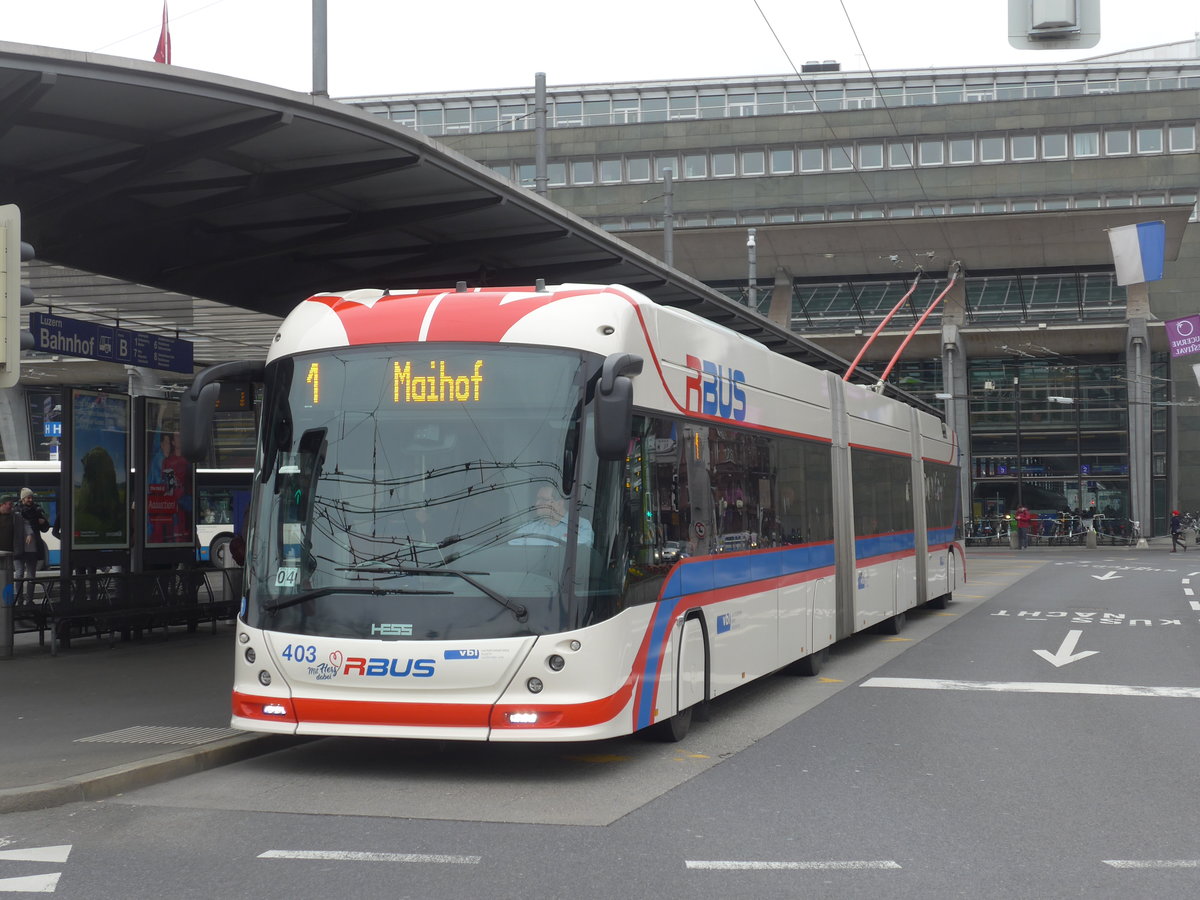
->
<box><xmin>76</xmin><ymin>725</ymin><xmax>242</xmax><ymax>745</ymax></box>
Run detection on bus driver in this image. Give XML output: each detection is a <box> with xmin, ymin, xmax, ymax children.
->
<box><xmin>515</xmin><ymin>485</ymin><xmax>594</xmax><ymax>545</ymax></box>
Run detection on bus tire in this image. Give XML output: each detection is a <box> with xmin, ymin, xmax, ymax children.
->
<box><xmin>928</xmin><ymin>592</ymin><xmax>951</xmax><ymax>609</ymax></box>
<box><xmin>643</xmin><ymin>706</ymin><xmax>693</xmax><ymax>743</ymax></box>
<box><xmin>787</xmin><ymin>648</ymin><xmax>828</xmax><ymax>676</ymax></box>
<box><xmin>877</xmin><ymin>611</ymin><xmax>906</xmax><ymax>635</ymax></box>
<box><xmin>209</xmin><ymin>532</ymin><xmax>235</xmax><ymax>567</ymax></box>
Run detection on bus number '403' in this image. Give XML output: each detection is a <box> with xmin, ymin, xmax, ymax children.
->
<box><xmin>282</xmin><ymin>644</ymin><xmax>317</xmax><ymax>663</ymax></box>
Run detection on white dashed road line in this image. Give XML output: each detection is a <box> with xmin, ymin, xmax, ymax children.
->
<box><xmin>685</xmin><ymin>860</ymin><xmax>902</xmax><ymax>870</ymax></box>
<box><xmin>259</xmin><ymin>850</ymin><xmax>480</xmax><ymax>864</ymax></box>
<box><xmin>862</xmin><ymin>676</ymin><xmax>1200</xmax><ymax>699</ymax></box>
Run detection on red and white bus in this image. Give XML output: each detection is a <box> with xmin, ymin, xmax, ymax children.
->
<box><xmin>183</xmin><ymin>283</ymin><xmax>963</xmax><ymax>742</ymax></box>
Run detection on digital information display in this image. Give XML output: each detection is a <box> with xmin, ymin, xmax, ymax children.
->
<box><xmin>304</xmin><ymin>359</ymin><xmax>485</xmax><ymax>405</ymax></box>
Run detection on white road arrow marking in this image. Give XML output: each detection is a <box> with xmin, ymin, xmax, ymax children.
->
<box><xmin>0</xmin><ymin>873</ymin><xmax>61</xmax><ymax>893</ymax></box>
<box><xmin>0</xmin><ymin>847</ymin><xmax>71</xmax><ymax>864</ymax></box>
<box><xmin>1034</xmin><ymin>630</ymin><xmax>1100</xmax><ymax>667</ymax></box>
<box><xmin>1091</xmin><ymin>571</ymin><xmax>1122</xmax><ymax>581</ymax></box>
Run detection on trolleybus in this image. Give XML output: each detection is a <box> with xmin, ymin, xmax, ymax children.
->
<box><xmin>182</xmin><ymin>283</ymin><xmax>963</xmax><ymax>742</ymax></box>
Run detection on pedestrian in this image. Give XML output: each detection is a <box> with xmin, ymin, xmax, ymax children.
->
<box><xmin>1171</xmin><ymin>510</ymin><xmax>1187</xmax><ymax>553</ymax></box>
<box><xmin>0</xmin><ymin>494</ymin><xmax>16</xmax><ymax>562</ymax></box>
<box><xmin>15</xmin><ymin>487</ymin><xmax>51</xmax><ymax>602</ymax></box>
<box><xmin>1016</xmin><ymin>505</ymin><xmax>1032</xmax><ymax>550</ymax></box>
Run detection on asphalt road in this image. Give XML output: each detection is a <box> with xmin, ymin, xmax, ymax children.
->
<box><xmin>6</xmin><ymin>549</ymin><xmax>1200</xmax><ymax>899</ymax></box>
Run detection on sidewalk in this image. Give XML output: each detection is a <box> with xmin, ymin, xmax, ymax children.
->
<box><xmin>0</xmin><ymin>624</ymin><xmax>289</xmax><ymax>813</ymax></box>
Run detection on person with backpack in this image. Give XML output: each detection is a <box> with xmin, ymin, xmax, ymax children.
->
<box><xmin>1171</xmin><ymin>511</ymin><xmax>1188</xmax><ymax>552</ymax></box>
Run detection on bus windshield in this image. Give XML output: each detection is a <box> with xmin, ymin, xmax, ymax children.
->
<box><xmin>244</xmin><ymin>345</ymin><xmax>626</xmax><ymax>640</ymax></box>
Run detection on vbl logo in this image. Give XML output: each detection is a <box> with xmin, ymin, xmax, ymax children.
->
<box><xmin>685</xmin><ymin>354</ymin><xmax>746</xmax><ymax>421</ymax></box>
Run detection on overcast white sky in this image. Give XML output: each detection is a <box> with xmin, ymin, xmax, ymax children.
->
<box><xmin>3</xmin><ymin>0</ymin><xmax>1197</xmax><ymax>97</ymax></box>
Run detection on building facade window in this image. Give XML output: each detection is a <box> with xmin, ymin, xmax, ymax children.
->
<box><xmin>1042</xmin><ymin>133</ymin><xmax>1068</xmax><ymax>158</ymax></box>
<box><xmin>1105</xmin><ymin>129</ymin><xmax>1131</xmax><ymax>155</ymax></box>
<box><xmin>1011</xmin><ymin>135</ymin><xmax>1037</xmax><ymax>160</ymax></box>
<box><xmin>741</xmin><ymin>150</ymin><xmax>766</xmax><ymax>175</ymax></box>
<box><xmin>980</xmin><ymin>136</ymin><xmax>1006</xmax><ymax>162</ymax></box>
<box><xmin>1136</xmin><ymin>127</ymin><xmax>1163</xmax><ymax>153</ymax></box>
<box><xmin>888</xmin><ymin>142</ymin><xmax>914</xmax><ymax>167</ymax></box>
<box><xmin>949</xmin><ymin>139</ymin><xmax>974</xmax><ymax>164</ymax></box>
<box><xmin>1169</xmin><ymin>124</ymin><xmax>1196</xmax><ymax>152</ymax></box>
<box><xmin>859</xmin><ymin>143</ymin><xmax>884</xmax><ymax>168</ymax></box>
<box><xmin>918</xmin><ymin>140</ymin><xmax>943</xmax><ymax>166</ymax></box>
<box><xmin>1074</xmin><ymin>132</ymin><xmax>1100</xmax><ymax>156</ymax></box>
<box><xmin>712</xmin><ymin>152</ymin><xmax>737</xmax><ymax>177</ymax></box>
<box><xmin>829</xmin><ymin>146</ymin><xmax>854</xmax><ymax>170</ymax></box>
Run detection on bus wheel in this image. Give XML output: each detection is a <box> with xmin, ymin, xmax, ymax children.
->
<box><xmin>643</xmin><ymin>706</ymin><xmax>693</xmax><ymax>742</ymax></box>
<box><xmin>928</xmin><ymin>592</ymin><xmax>951</xmax><ymax>609</ymax></box>
<box><xmin>877</xmin><ymin>611</ymin><xmax>906</xmax><ymax>635</ymax></box>
<box><xmin>788</xmin><ymin>648</ymin><xmax>828</xmax><ymax>676</ymax></box>
<box><xmin>209</xmin><ymin>533</ymin><xmax>234</xmax><ymax>567</ymax></box>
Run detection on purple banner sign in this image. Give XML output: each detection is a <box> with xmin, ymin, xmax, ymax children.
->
<box><xmin>1166</xmin><ymin>315</ymin><xmax>1200</xmax><ymax>359</ymax></box>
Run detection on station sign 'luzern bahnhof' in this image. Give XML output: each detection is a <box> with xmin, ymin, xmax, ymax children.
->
<box><xmin>31</xmin><ymin>312</ymin><xmax>193</xmax><ymax>374</ymax></box>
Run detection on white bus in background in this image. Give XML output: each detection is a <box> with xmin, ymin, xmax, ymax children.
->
<box><xmin>183</xmin><ymin>282</ymin><xmax>964</xmax><ymax>743</ymax></box>
<box><xmin>0</xmin><ymin>460</ymin><xmax>251</xmax><ymax>566</ymax></box>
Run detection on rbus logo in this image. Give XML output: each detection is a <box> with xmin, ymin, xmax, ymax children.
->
<box><xmin>343</xmin><ymin>657</ymin><xmax>436</xmax><ymax>678</ymax></box>
<box><xmin>685</xmin><ymin>354</ymin><xmax>747</xmax><ymax>421</ymax></box>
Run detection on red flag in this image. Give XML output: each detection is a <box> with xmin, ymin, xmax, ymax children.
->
<box><xmin>153</xmin><ymin>2</ymin><xmax>172</xmax><ymax>64</ymax></box>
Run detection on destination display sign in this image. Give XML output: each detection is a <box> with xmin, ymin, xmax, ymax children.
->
<box><xmin>30</xmin><ymin>312</ymin><xmax>194</xmax><ymax>374</ymax></box>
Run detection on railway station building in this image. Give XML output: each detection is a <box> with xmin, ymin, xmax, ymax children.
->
<box><xmin>342</xmin><ymin>38</ymin><xmax>1200</xmax><ymax>535</ymax></box>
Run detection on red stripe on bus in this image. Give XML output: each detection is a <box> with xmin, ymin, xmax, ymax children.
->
<box><xmin>292</xmin><ymin>696</ymin><xmax>493</xmax><ymax>728</ymax></box>
<box><xmin>491</xmin><ymin>676</ymin><xmax>637</xmax><ymax>730</ymax></box>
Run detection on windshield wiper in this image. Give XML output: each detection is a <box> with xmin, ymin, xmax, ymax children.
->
<box><xmin>263</xmin><ymin>584</ymin><xmax>452</xmax><ymax>613</ymax></box>
<box><xmin>406</xmin><ymin>565</ymin><xmax>528</xmax><ymax>622</ymax></box>
<box><xmin>331</xmin><ymin>561</ymin><xmax>527</xmax><ymax>621</ymax></box>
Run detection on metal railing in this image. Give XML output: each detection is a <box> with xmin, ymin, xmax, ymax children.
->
<box><xmin>965</xmin><ymin>516</ymin><xmax>1141</xmax><ymax>548</ymax></box>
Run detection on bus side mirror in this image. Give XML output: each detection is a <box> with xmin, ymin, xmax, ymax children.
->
<box><xmin>181</xmin><ymin>360</ymin><xmax>265</xmax><ymax>463</ymax></box>
<box><xmin>594</xmin><ymin>353</ymin><xmax>643</xmax><ymax>461</ymax></box>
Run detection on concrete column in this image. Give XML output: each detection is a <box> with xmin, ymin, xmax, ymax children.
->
<box><xmin>942</xmin><ymin>323</ymin><xmax>971</xmax><ymax>524</ymax></box>
<box><xmin>940</xmin><ymin>268</ymin><xmax>971</xmax><ymax>524</ymax></box>
<box><xmin>1126</xmin><ymin>317</ymin><xmax>1151</xmax><ymax>540</ymax></box>
<box><xmin>766</xmin><ymin>267</ymin><xmax>793</xmax><ymax>329</ymax></box>
<box><xmin>0</xmin><ymin>386</ymin><xmax>30</xmax><ymax>459</ymax></box>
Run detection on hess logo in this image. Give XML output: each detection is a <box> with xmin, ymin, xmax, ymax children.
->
<box><xmin>685</xmin><ymin>354</ymin><xmax>746</xmax><ymax>421</ymax></box>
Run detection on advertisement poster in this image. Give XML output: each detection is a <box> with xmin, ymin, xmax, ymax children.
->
<box><xmin>1166</xmin><ymin>314</ymin><xmax>1200</xmax><ymax>360</ymax></box>
<box><xmin>145</xmin><ymin>397</ymin><xmax>195</xmax><ymax>548</ymax></box>
<box><xmin>70</xmin><ymin>389</ymin><xmax>130</xmax><ymax>550</ymax></box>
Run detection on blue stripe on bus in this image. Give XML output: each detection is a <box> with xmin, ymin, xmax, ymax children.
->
<box><xmin>926</xmin><ymin>526</ymin><xmax>957</xmax><ymax>545</ymax></box>
<box><xmin>664</xmin><ymin>542</ymin><xmax>837</xmax><ymax>600</ymax></box>
<box><xmin>854</xmin><ymin>531</ymin><xmax>915</xmax><ymax>561</ymax></box>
